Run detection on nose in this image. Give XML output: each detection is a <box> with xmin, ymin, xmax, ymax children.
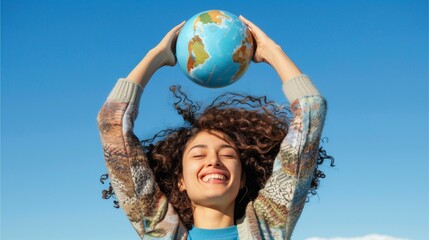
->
<box><xmin>205</xmin><ymin>152</ymin><xmax>223</xmax><ymax>167</ymax></box>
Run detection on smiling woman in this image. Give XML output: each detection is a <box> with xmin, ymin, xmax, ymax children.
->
<box><xmin>97</xmin><ymin>16</ymin><xmax>331</xmax><ymax>240</ymax></box>
<box><xmin>139</xmin><ymin>87</ymin><xmax>292</xmax><ymax>232</ymax></box>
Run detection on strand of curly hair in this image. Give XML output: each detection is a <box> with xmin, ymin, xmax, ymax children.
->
<box><xmin>100</xmin><ymin>85</ymin><xmax>334</xmax><ymax>229</ymax></box>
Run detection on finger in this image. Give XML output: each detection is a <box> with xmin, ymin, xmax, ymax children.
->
<box><xmin>240</xmin><ymin>16</ymin><xmax>260</xmax><ymax>48</ymax></box>
<box><xmin>174</xmin><ymin>22</ymin><xmax>184</xmax><ymax>37</ymax></box>
<box><xmin>239</xmin><ymin>15</ymin><xmax>254</xmax><ymax>28</ymax></box>
<box><xmin>170</xmin><ymin>20</ymin><xmax>186</xmax><ymax>33</ymax></box>
<box><xmin>239</xmin><ymin>15</ymin><xmax>248</xmax><ymax>24</ymax></box>
<box><xmin>171</xmin><ymin>21</ymin><xmax>185</xmax><ymax>44</ymax></box>
<box><xmin>163</xmin><ymin>21</ymin><xmax>185</xmax><ymax>41</ymax></box>
<box><xmin>239</xmin><ymin>15</ymin><xmax>263</xmax><ymax>35</ymax></box>
<box><xmin>161</xmin><ymin>21</ymin><xmax>185</xmax><ymax>45</ymax></box>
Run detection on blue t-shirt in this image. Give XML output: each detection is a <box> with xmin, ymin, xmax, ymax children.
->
<box><xmin>187</xmin><ymin>225</ymin><xmax>238</xmax><ymax>240</ymax></box>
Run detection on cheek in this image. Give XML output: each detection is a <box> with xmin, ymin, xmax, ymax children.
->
<box><xmin>236</xmin><ymin>162</ymin><xmax>245</xmax><ymax>187</ymax></box>
<box><xmin>181</xmin><ymin>160</ymin><xmax>202</xmax><ymax>183</ymax></box>
<box><xmin>228</xmin><ymin>161</ymin><xmax>243</xmax><ymax>180</ymax></box>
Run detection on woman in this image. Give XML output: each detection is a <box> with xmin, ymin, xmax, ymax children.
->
<box><xmin>98</xmin><ymin>16</ymin><xmax>329</xmax><ymax>239</ymax></box>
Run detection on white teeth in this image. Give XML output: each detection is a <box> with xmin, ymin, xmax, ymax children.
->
<box><xmin>202</xmin><ymin>174</ymin><xmax>226</xmax><ymax>182</ymax></box>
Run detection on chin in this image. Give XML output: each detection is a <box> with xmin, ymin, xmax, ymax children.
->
<box><xmin>190</xmin><ymin>190</ymin><xmax>238</xmax><ymax>207</ymax></box>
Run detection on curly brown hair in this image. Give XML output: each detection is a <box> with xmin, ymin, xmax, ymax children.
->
<box><xmin>100</xmin><ymin>85</ymin><xmax>334</xmax><ymax>229</ymax></box>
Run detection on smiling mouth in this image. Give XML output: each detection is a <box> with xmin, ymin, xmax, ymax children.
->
<box><xmin>202</xmin><ymin>174</ymin><xmax>228</xmax><ymax>183</ymax></box>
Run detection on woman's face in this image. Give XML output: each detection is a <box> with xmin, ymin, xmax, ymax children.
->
<box><xmin>180</xmin><ymin>130</ymin><xmax>245</xmax><ymax>209</ymax></box>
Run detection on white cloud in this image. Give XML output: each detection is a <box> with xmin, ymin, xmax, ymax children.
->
<box><xmin>305</xmin><ymin>234</ymin><xmax>410</xmax><ymax>240</ymax></box>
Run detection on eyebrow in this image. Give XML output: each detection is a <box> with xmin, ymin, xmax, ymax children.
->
<box><xmin>188</xmin><ymin>144</ymin><xmax>236</xmax><ymax>152</ymax></box>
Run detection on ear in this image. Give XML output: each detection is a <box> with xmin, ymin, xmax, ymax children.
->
<box><xmin>178</xmin><ymin>177</ymin><xmax>186</xmax><ymax>192</ymax></box>
<box><xmin>240</xmin><ymin>171</ymin><xmax>246</xmax><ymax>189</ymax></box>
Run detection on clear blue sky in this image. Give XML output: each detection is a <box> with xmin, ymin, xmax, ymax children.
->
<box><xmin>2</xmin><ymin>0</ymin><xmax>428</xmax><ymax>239</ymax></box>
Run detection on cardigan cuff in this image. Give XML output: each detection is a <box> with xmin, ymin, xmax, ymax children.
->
<box><xmin>107</xmin><ymin>78</ymin><xmax>143</xmax><ymax>105</ymax></box>
<box><xmin>282</xmin><ymin>74</ymin><xmax>320</xmax><ymax>103</ymax></box>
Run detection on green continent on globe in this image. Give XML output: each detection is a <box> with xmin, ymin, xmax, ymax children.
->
<box><xmin>193</xmin><ymin>10</ymin><xmax>231</xmax><ymax>31</ymax></box>
<box><xmin>187</xmin><ymin>35</ymin><xmax>209</xmax><ymax>73</ymax></box>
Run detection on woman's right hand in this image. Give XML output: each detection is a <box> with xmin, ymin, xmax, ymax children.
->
<box><xmin>153</xmin><ymin>21</ymin><xmax>186</xmax><ymax>67</ymax></box>
<box><xmin>126</xmin><ymin>21</ymin><xmax>185</xmax><ymax>88</ymax></box>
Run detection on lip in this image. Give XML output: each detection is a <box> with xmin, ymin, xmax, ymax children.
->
<box><xmin>199</xmin><ymin>170</ymin><xmax>230</xmax><ymax>183</ymax></box>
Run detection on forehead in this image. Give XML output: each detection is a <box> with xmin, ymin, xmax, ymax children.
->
<box><xmin>185</xmin><ymin>130</ymin><xmax>236</xmax><ymax>150</ymax></box>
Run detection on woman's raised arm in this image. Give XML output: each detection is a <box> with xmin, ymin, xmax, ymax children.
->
<box><xmin>97</xmin><ymin>21</ymin><xmax>186</xmax><ymax>239</ymax></box>
<box><xmin>241</xmin><ymin>16</ymin><xmax>327</xmax><ymax>239</ymax></box>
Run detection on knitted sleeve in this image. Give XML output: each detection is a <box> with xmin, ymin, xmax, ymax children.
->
<box><xmin>97</xmin><ymin>79</ymin><xmax>185</xmax><ymax>239</ymax></box>
<box><xmin>253</xmin><ymin>75</ymin><xmax>327</xmax><ymax>239</ymax></box>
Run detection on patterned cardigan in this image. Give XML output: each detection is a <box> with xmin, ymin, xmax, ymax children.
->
<box><xmin>97</xmin><ymin>75</ymin><xmax>327</xmax><ymax>240</ymax></box>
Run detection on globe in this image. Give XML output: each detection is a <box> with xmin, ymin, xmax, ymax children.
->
<box><xmin>176</xmin><ymin>10</ymin><xmax>254</xmax><ymax>88</ymax></box>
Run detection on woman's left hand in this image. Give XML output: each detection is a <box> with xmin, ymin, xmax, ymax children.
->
<box><xmin>239</xmin><ymin>15</ymin><xmax>279</xmax><ymax>64</ymax></box>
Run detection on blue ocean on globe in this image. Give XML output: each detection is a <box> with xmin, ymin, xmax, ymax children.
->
<box><xmin>176</xmin><ymin>10</ymin><xmax>254</xmax><ymax>88</ymax></box>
